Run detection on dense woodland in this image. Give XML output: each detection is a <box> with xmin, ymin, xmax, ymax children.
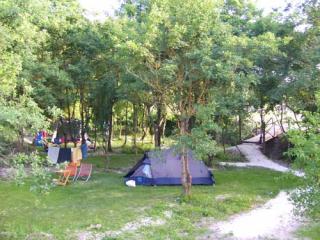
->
<box><xmin>0</xmin><ymin>0</ymin><xmax>319</xmax><ymax>209</ymax></box>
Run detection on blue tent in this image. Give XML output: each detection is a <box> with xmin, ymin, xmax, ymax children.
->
<box><xmin>124</xmin><ymin>148</ymin><xmax>214</xmax><ymax>186</ymax></box>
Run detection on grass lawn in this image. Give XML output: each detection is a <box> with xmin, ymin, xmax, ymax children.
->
<box><xmin>0</xmin><ymin>154</ymin><xmax>301</xmax><ymax>240</ymax></box>
<box><xmin>297</xmin><ymin>223</ymin><xmax>320</xmax><ymax>240</ymax></box>
<box><xmin>86</xmin><ymin>153</ymin><xmax>141</xmax><ymax>170</ymax></box>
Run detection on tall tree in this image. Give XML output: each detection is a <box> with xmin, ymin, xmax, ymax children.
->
<box><xmin>124</xmin><ymin>0</ymin><xmax>229</xmax><ymax>195</ymax></box>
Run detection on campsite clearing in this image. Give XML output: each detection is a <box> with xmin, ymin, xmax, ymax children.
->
<box><xmin>0</xmin><ymin>153</ymin><xmax>300</xmax><ymax>240</ymax></box>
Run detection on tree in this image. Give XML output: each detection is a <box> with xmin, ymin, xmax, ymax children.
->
<box><xmin>285</xmin><ymin>0</ymin><xmax>320</xmax><ymax>219</ymax></box>
<box><xmin>0</xmin><ymin>0</ymin><xmax>56</xmax><ymax>149</ymax></box>
<box><xmin>0</xmin><ymin>94</ymin><xmax>47</xmax><ymax>151</ymax></box>
<box><xmin>124</xmin><ymin>0</ymin><xmax>230</xmax><ymax>196</ymax></box>
<box><xmin>288</xmin><ymin>93</ymin><xmax>320</xmax><ymax>218</ymax></box>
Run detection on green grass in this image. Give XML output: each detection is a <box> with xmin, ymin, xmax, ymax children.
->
<box><xmin>296</xmin><ymin>222</ymin><xmax>320</xmax><ymax>240</ymax></box>
<box><xmin>0</xmin><ymin>162</ymin><xmax>300</xmax><ymax>240</ymax></box>
<box><xmin>86</xmin><ymin>154</ymin><xmax>141</xmax><ymax>169</ymax></box>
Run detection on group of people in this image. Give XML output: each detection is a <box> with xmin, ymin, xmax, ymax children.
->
<box><xmin>34</xmin><ymin>130</ymin><xmax>93</xmax><ymax>152</ymax></box>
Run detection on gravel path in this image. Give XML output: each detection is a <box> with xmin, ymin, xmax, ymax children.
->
<box><xmin>203</xmin><ymin>142</ymin><xmax>306</xmax><ymax>240</ymax></box>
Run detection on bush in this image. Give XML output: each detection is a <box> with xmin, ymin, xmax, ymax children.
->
<box><xmin>12</xmin><ymin>153</ymin><xmax>30</xmax><ymax>185</ymax></box>
<box><xmin>287</xmin><ymin>99</ymin><xmax>320</xmax><ymax>219</ymax></box>
<box><xmin>11</xmin><ymin>152</ymin><xmax>54</xmax><ymax>194</ymax></box>
<box><xmin>288</xmin><ymin>128</ymin><xmax>320</xmax><ymax>219</ymax></box>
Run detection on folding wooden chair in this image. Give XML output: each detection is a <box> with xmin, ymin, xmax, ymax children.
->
<box><xmin>75</xmin><ymin>163</ymin><xmax>92</xmax><ymax>182</ymax></box>
<box><xmin>54</xmin><ymin>169</ymin><xmax>71</xmax><ymax>186</ymax></box>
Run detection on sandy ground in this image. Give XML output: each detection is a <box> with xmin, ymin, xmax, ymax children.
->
<box><xmin>204</xmin><ymin>141</ymin><xmax>306</xmax><ymax>240</ymax></box>
<box><xmin>201</xmin><ymin>191</ymin><xmax>305</xmax><ymax>240</ymax></box>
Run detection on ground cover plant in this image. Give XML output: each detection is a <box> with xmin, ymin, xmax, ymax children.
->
<box><xmin>0</xmin><ymin>153</ymin><xmax>300</xmax><ymax>240</ymax></box>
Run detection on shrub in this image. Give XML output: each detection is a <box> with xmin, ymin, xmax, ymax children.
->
<box><xmin>11</xmin><ymin>152</ymin><xmax>54</xmax><ymax>194</ymax></box>
<box><xmin>287</xmin><ymin>94</ymin><xmax>320</xmax><ymax>219</ymax></box>
<box><xmin>288</xmin><ymin>128</ymin><xmax>320</xmax><ymax>219</ymax></box>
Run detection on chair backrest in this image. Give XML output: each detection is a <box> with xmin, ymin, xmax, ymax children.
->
<box><xmin>78</xmin><ymin>163</ymin><xmax>92</xmax><ymax>177</ymax></box>
<box><xmin>66</xmin><ymin>165</ymin><xmax>77</xmax><ymax>177</ymax></box>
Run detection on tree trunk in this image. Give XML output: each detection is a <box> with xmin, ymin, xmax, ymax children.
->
<box><xmin>140</xmin><ymin>105</ymin><xmax>146</xmax><ymax>143</ymax></box>
<box><xmin>146</xmin><ymin>105</ymin><xmax>153</xmax><ymax>143</ymax></box>
<box><xmin>222</xmin><ymin>126</ymin><xmax>226</xmax><ymax>154</ymax></box>
<box><xmin>93</xmin><ymin>125</ymin><xmax>97</xmax><ymax>151</ymax></box>
<box><xmin>180</xmin><ymin>118</ymin><xmax>192</xmax><ymax>196</ymax></box>
<box><xmin>154</xmin><ymin>101</ymin><xmax>163</xmax><ymax>148</ymax></box>
<box><xmin>133</xmin><ymin>104</ymin><xmax>138</xmax><ymax>154</ymax></box>
<box><xmin>238</xmin><ymin>114</ymin><xmax>242</xmax><ymax>143</ymax></box>
<box><xmin>118</xmin><ymin>124</ymin><xmax>122</xmax><ymax>139</ymax></box>
<box><xmin>260</xmin><ymin>107</ymin><xmax>266</xmax><ymax>153</ymax></box>
<box><xmin>162</xmin><ymin>118</ymin><xmax>167</xmax><ymax>144</ymax></box>
<box><xmin>17</xmin><ymin>129</ymin><xmax>24</xmax><ymax>152</ymax></box>
<box><xmin>80</xmin><ymin>90</ymin><xmax>86</xmax><ymax>146</ymax></box>
<box><xmin>59</xmin><ymin>117</ymin><xmax>68</xmax><ymax>148</ymax></box>
<box><xmin>66</xmin><ymin>88</ymin><xmax>75</xmax><ymax>147</ymax></box>
<box><xmin>123</xmin><ymin>102</ymin><xmax>128</xmax><ymax>146</ymax></box>
<box><xmin>107</xmin><ymin>103</ymin><xmax>113</xmax><ymax>152</ymax></box>
<box><xmin>279</xmin><ymin>103</ymin><xmax>286</xmax><ymax>133</ymax></box>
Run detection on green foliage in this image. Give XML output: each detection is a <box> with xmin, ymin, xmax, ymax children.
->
<box><xmin>11</xmin><ymin>153</ymin><xmax>30</xmax><ymax>185</ymax></box>
<box><xmin>214</xmin><ymin>150</ymin><xmax>246</xmax><ymax>163</ymax></box>
<box><xmin>0</xmin><ymin>95</ymin><xmax>47</xmax><ymax>137</ymax></box>
<box><xmin>177</xmin><ymin>103</ymin><xmax>221</xmax><ymax>160</ymax></box>
<box><xmin>11</xmin><ymin>152</ymin><xmax>53</xmax><ymax>194</ymax></box>
<box><xmin>29</xmin><ymin>153</ymin><xmax>53</xmax><ymax>194</ymax></box>
<box><xmin>287</xmin><ymin>93</ymin><xmax>320</xmax><ymax>219</ymax></box>
<box><xmin>0</xmin><ymin>0</ymin><xmax>83</xmax><ymax>148</ymax></box>
<box><xmin>285</xmin><ymin>1</ymin><xmax>320</xmax><ymax>219</ymax></box>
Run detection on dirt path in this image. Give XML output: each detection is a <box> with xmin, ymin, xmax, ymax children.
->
<box><xmin>202</xmin><ymin>142</ymin><xmax>306</xmax><ymax>240</ymax></box>
<box><xmin>201</xmin><ymin>191</ymin><xmax>305</xmax><ymax>240</ymax></box>
<box><xmin>221</xmin><ymin>143</ymin><xmax>304</xmax><ymax>177</ymax></box>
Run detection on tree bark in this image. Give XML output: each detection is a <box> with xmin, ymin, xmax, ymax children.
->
<box><xmin>17</xmin><ymin>129</ymin><xmax>24</xmax><ymax>152</ymax></box>
<box><xmin>93</xmin><ymin>125</ymin><xmax>97</xmax><ymax>151</ymax></box>
<box><xmin>133</xmin><ymin>104</ymin><xmax>138</xmax><ymax>154</ymax></box>
<box><xmin>260</xmin><ymin>107</ymin><xmax>266</xmax><ymax>153</ymax></box>
<box><xmin>80</xmin><ymin>89</ymin><xmax>86</xmax><ymax>146</ymax></box>
<box><xmin>162</xmin><ymin>118</ymin><xmax>167</xmax><ymax>144</ymax></box>
<box><xmin>146</xmin><ymin>105</ymin><xmax>153</xmax><ymax>143</ymax></box>
<box><xmin>180</xmin><ymin>118</ymin><xmax>192</xmax><ymax>196</ymax></box>
<box><xmin>59</xmin><ymin>117</ymin><xmax>68</xmax><ymax>148</ymax></box>
<box><xmin>238</xmin><ymin>114</ymin><xmax>242</xmax><ymax>143</ymax></box>
<box><xmin>222</xmin><ymin>126</ymin><xmax>226</xmax><ymax>154</ymax></box>
<box><xmin>140</xmin><ymin>105</ymin><xmax>146</xmax><ymax>143</ymax></box>
<box><xmin>107</xmin><ymin>103</ymin><xmax>113</xmax><ymax>152</ymax></box>
<box><xmin>66</xmin><ymin>88</ymin><xmax>75</xmax><ymax>147</ymax></box>
<box><xmin>279</xmin><ymin>103</ymin><xmax>286</xmax><ymax>133</ymax></box>
<box><xmin>154</xmin><ymin>103</ymin><xmax>161</xmax><ymax>148</ymax></box>
<box><xmin>123</xmin><ymin>102</ymin><xmax>128</xmax><ymax>146</ymax></box>
<box><xmin>118</xmin><ymin>124</ymin><xmax>122</xmax><ymax>139</ymax></box>
<box><xmin>154</xmin><ymin>100</ymin><xmax>166</xmax><ymax>148</ymax></box>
